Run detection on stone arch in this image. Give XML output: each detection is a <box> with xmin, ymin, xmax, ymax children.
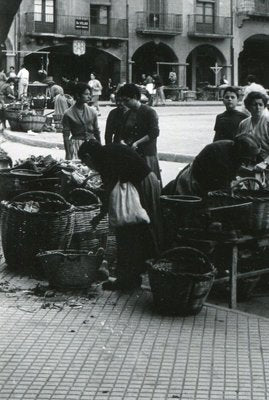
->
<box><xmin>186</xmin><ymin>44</ymin><xmax>227</xmax><ymax>90</ymax></box>
<box><xmin>238</xmin><ymin>34</ymin><xmax>269</xmax><ymax>88</ymax></box>
<box><xmin>131</xmin><ymin>41</ymin><xmax>178</xmax><ymax>84</ymax></box>
<box><xmin>24</xmin><ymin>44</ymin><xmax>121</xmax><ymax>93</ymax></box>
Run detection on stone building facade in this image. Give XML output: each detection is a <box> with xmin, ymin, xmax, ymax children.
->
<box><xmin>3</xmin><ymin>0</ymin><xmax>269</xmax><ymax>93</ymax></box>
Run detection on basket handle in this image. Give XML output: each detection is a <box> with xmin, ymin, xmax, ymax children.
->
<box><xmin>157</xmin><ymin>246</ymin><xmax>211</xmax><ymax>266</ymax></box>
<box><xmin>230</xmin><ymin>177</ymin><xmax>263</xmax><ymax>194</ymax></box>
<box><xmin>11</xmin><ymin>190</ymin><xmax>70</xmax><ymax>206</ymax></box>
<box><xmin>81</xmin><ymin>173</ymin><xmax>100</xmax><ymax>188</ymax></box>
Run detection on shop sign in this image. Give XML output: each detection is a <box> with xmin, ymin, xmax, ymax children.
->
<box><xmin>75</xmin><ymin>19</ymin><xmax>89</xmax><ymax>30</ymax></box>
<box><xmin>73</xmin><ymin>40</ymin><xmax>86</xmax><ymax>56</ymax></box>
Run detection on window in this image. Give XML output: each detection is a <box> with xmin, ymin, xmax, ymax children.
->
<box><xmin>34</xmin><ymin>0</ymin><xmax>54</xmax><ymax>23</ymax></box>
<box><xmin>147</xmin><ymin>0</ymin><xmax>166</xmax><ymax>28</ymax></box>
<box><xmin>196</xmin><ymin>1</ymin><xmax>214</xmax><ymax>24</ymax></box>
<box><xmin>90</xmin><ymin>6</ymin><xmax>108</xmax><ymax>25</ymax></box>
<box><xmin>34</xmin><ymin>0</ymin><xmax>42</xmax><ymax>21</ymax></box>
<box><xmin>195</xmin><ymin>0</ymin><xmax>215</xmax><ymax>33</ymax></box>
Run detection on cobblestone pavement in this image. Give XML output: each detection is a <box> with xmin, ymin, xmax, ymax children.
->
<box><xmin>0</xmin><ymin>263</ymin><xmax>269</xmax><ymax>400</ymax></box>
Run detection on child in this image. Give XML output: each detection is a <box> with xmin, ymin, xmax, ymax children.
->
<box><xmin>0</xmin><ymin>92</ymin><xmax>6</xmax><ymax>131</ymax></box>
<box><xmin>213</xmin><ymin>86</ymin><xmax>247</xmax><ymax>142</ymax></box>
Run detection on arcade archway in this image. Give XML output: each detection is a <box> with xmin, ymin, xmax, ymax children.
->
<box><xmin>25</xmin><ymin>45</ymin><xmax>121</xmax><ymax>95</ymax></box>
<box><xmin>132</xmin><ymin>41</ymin><xmax>178</xmax><ymax>84</ymax></box>
<box><xmin>239</xmin><ymin>35</ymin><xmax>269</xmax><ymax>88</ymax></box>
<box><xmin>186</xmin><ymin>44</ymin><xmax>226</xmax><ymax>90</ymax></box>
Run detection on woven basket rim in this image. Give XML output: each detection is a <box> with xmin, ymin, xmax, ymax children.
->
<box><xmin>1</xmin><ymin>201</ymin><xmax>75</xmax><ymax>216</ymax></box>
<box><xmin>209</xmin><ymin>190</ymin><xmax>269</xmax><ymax>203</ymax></box>
<box><xmin>148</xmin><ymin>263</ymin><xmax>216</xmax><ymax>279</ymax></box>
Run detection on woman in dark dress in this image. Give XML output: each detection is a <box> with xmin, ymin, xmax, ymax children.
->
<box><xmin>162</xmin><ymin>134</ymin><xmax>262</xmax><ymax>197</ymax></box>
<box><xmin>78</xmin><ymin>140</ymin><xmax>163</xmax><ymax>291</ymax></box>
<box><xmin>119</xmin><ymin>83</ymin><xmax>162</xmax><ymax>186</ymax></box>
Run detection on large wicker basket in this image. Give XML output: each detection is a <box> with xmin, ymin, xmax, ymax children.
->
<box><xmin>20</xmin><ymin>114</ymin><xmax>47</xmax><ymax>133</ymax></box>
<box><xmin>147</xmin><ymin>247</ymin><xmax>216</xmax><ymax>316</ymax></box>
<box><xmin>69</xmin><ymin>188</ymin><xmax>116</xmax><ymax>265</ymax></box>
<box><xmin>1</xmin><ymin>191</ymin><xmax>75</xmax><ymax>275</ymax></box>
<box><xmin>37</xmin><ymin>249</ymin><xmax>104</xmax><ymax>289</ymax></box>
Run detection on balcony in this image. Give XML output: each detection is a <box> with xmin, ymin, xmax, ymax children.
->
<box><xmin>237</xmin><ymin>0</ymin><xmax>269</xmax><ymax>17</ymax></box>
<box><xmin>25</xmin><ymin>13</ymin><xmax>128</xmax><ymax>39</ymax></box>
<box><xmin>136</xmin><ymin>12</ymin><xmax>182</xmax><ymax>36</ymax></box>
<box><xmin>188</xmin><ymin>15</ymin><xmax>232</xmax><ymax>38</ymax></box>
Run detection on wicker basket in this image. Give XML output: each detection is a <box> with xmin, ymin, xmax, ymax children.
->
<box><xmin>210</xmin><ymin>177</ymin><xmax>269</xmax><ymax>233</ymax></box>
<box><xmin>161</xmin><ymin>194</ymin><xmax>252</xmax><ymax>246</ymax></box>
<box><xmin>147</xmin><ymin>247</ymin><xmax>216</xmax><ymax>316</ymax></box>
<box><xmin>36</xmin><ymin>249</ymin><xmax>103</xmax><ymax>289</ymax></box>
<box><xmin>1</xmin><ymin>191</ymin><xmax>75</xmax><ymax>275</ymax></box>
<box><xmin>68</xmin><ymin>189</ymin><xmax>116</xmax><ymax>264</ymax></box>
<box><xmin>20</xmin><ymin>114</ymin><xmax>47</xmax><ymax>133</ymax></box>
<box><xmin>5</xmin><ymin>109</ymin><xmax>21</xmax><ymax>131</ymax></box>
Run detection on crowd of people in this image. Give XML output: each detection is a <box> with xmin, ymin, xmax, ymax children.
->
<box><xmin>1</xmin><ymin>67</ymin><xmax>269</xmax><ymax>291</ymax></box>
<box><xmin>57</xmin><ymin>76</ymin><xmax>268</xmax><ymax>291</ymax></box>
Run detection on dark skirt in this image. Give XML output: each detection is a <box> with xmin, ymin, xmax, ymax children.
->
<box><xmin>115</xmin><ymin>172</ymin><xmax>163</xmax><ymax>284</ymax></box>
<box><xmin>144</xmin><ymin>155</ymin><xmax>162</xmax><ymax>187</ymax></box>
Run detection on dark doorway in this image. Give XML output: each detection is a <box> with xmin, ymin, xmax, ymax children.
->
<box><xmin>186</xmin><ymin>44</ymin><xmax>225</xmax><ymax>89</ymax></box>
<box><xmin>25</xmin><ymin>45</ymin><xmax>120</xmax><ymax>96</ymax></box>
<box><xmin>239</xmin><ymin>35</ymin><xmax>269</xmax><ymax>88</ymax></box>
<box><xmin>132</xmin><ymin>41</ymin><xmax>178</xmax><ymax>84</ymax></box>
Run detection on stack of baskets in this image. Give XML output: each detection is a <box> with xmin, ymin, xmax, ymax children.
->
<box><xmin>1</xmin><ymin>191</ymin><xmax>75</xmax><ymax>276</ymax></box>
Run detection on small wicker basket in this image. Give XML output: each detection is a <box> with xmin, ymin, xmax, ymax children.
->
<box><xmin>37</xmin><ymin>249</ymin><xmax>104</xmax><ymax>289</ymax></box>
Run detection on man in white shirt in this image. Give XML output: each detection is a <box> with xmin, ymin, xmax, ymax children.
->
<box><xmin>17</xmin><ymin>64</ymin><xmax>29</xmax><ymax>99</ymax></box>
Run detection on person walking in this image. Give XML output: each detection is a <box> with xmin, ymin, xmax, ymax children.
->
<box><xmin>88</xmin><ymin>72</ymin><xmax>102</xmax><ymax>116</ymax></box>
<box><xmin>153</xmin><ymin>73</ymin><xmax>165</xmax><ymax>106</ymax></box>
<box><xmin>62</xmin><ymin>82</ymin><xmax>100</xmax><ymax>160</ymax></box>
<box><xmin>17</xmin><ymin>64</ymin><xmax>29</xmax><ymax>99</ymax></box>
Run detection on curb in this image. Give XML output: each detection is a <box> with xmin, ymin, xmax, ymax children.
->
<box><xmin>2</xmin><ymin>130</ymin><xmax>194</xmax><ymax>164</ymax></box>
<box><xmin>1</xmin><ymin>129</ymin><xmax>64</xmax><ymax>150</ymax></box>
<box><xmin>101</xmin><ymin>101</ymin><xmax>224</xmax><ymax>108</ymax></box>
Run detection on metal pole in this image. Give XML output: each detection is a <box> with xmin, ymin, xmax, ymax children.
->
<box><xmin>126</xmin><ymin>0</ymin><xmax>129</xmax><ymax>83</ymax></box>
<box><xmin>230</xmin><ymin>0</ymin><xmax>234</xmax><ymax>85</ymax></box>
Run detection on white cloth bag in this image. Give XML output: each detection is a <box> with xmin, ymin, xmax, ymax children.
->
<box><xmin>109</xmin><ymin>181</ymin><xmax>150</xmax><ymax>228</ymax></box>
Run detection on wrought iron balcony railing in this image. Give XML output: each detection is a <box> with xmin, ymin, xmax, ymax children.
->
<box><xmin>237</xmin><ymin>0</ymin><xmax>269</xmax><ymax>16</ymax></box>
<box><xmin>188</xmin><ymin>14</ymin><xmax>232</xmax><ymax>37</ymax></box>
<box><xmin>136</xmin><ymin>12</ymin><xmax>182</xmax><ymax>35</ymax></box>
<box><xmin>25</xmin><ymin>13</ymin><xmax>128</xmax><ymax>38</ymax></box>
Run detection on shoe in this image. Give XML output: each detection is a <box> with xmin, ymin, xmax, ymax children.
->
<box><xmin>102</xmin><ymin>276</ymin><xmax>142</xmax><ymax>291</ymax></box>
